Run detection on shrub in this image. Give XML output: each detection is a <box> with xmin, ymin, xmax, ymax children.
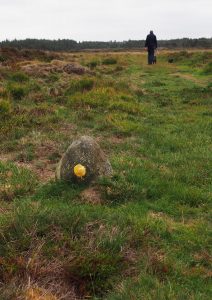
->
<box><xmin>0</xmin><ymin>55</ymin><xmax>6</xmax><ymax>63</ymax></box>
<box><xmin>10</xmin><ymin>72</ymin><xmax>29</xmax><ymax>83</ymax></box>
<box><xmin>167</xmin><ymin>51</ymin><xmax>212</xmax><ymax>67</ymax></box>
<box><xmin>87</xmin><ymin>60</ymin><xmax>99</xmax><ymax>69</ymax></box>
<box><xmin>0</xmin><ymin>99</ymin><xmax>12</xmax><ymax>117</ymax></box>
<box><xmin>102</xmin><ymin>57</ymin><xmax>118</xmax><ymax>65</ymax></box>
<box><xmin>7</xmin><ymin>84</ymin><xmax>27</xmax><ymax>100</ymax></box>
<box><xmin>167</xmin><ymin>51</ymin><xmax>191</xmax><ymax>63</ymax></box>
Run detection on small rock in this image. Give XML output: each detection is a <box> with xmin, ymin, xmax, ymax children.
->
<box><xmin>56</xmin><ymin>136</ymin><xmax>113</xmax><ymax>183</ymax></box>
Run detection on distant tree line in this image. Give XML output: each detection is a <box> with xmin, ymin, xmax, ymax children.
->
<box><xmin>0</xmin><ymin>38</ymin><xmax>211</xmax><ymax>51</ymax></box>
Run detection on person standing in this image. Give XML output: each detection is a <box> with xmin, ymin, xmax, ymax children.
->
<box><xmin>145</xmin><ymin>30</ymin><xmax>158</xmax><ymax>65</ymax></box>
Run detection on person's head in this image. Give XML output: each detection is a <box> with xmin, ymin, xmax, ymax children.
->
<box><xmin>150</xmin><ymin>30</ymin><xmax>153</xmax><ymax>34</ymax></box>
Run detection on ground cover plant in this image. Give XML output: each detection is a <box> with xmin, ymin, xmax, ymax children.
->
<box><xmin>0</xmin><ymin>49</ymin><xmax>211</xmax><ymax>299</ymax></box>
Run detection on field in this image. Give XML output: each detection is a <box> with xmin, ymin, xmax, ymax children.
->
<box><xmin>0</xmin><ymin>48</ymin><xmax>212</xmax><ymax>299</ymax></box>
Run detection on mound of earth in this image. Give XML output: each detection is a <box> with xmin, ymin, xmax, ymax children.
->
<box><xmin>20</xmin><ymin>61</ymin><xmax>89</xmax><ymax>77</ymax></box>
<box><xmin>21</xmin><ymin>62</ymin><xmax>64</xmax><ymax>77</ymax></box>
<box><xmin>0</xmin><ymin>47</ymin><xmax>59</xmax><ymax>65</ymax></box>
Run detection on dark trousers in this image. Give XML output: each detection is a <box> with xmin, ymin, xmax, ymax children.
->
<box><xmin>148</xmin><ymin>48</ymin><xmax>155</xmax><ymax>65</ymax></box>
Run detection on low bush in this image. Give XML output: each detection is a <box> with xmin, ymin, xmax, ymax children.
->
<box><xmin>102</xmin><ymin>57</ymin><xmax>118</xmax><ymax>65</ymax></box>
<box><xmin>7</xmin><ymin>84</ymin><xmax>27</xmax><ymax>100</ymax></box>
<box><xmin>167</xmin><ymin>51</ymin><xmax>191</xmax><ymax>62</ymax></box>
<box><xmin>167</xmin><ymin>51</ymin><xmax>212</xmax><ymax>68</ymax></box>
<box><xmin>0</xmin><ymin>99</ymin><xmax>12</xmax><ymax>117</ymax></box>
<box><xmin>10</xmin><ymin>72</ymin><xmax>29</xmax><ymax>83</ymax></box>
<box><xmin>87</xmin><ymin>60</ymin><xmax>100</xmax><ymax>69</ymax></box>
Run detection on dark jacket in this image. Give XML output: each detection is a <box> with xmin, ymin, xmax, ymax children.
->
<box><xmin>145</xmin><ymin>33</ymin><xmax>157</xmax><ymax>50</ymax></box>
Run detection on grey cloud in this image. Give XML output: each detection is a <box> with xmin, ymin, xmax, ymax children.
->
<box><xmin>0</xmin><ymin>0</ymin><xmax>211</xmax><ymax>41</ymax></box>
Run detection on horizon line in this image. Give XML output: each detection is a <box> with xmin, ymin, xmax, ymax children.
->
<box><xmin>1</xmin><ymin>36</ymin><xmax>212</xmax><ymax>43</ymax></box>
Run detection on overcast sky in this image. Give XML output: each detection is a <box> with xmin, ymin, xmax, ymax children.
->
<box><xmin>1</xmin><ymin>0</ymin><xmax>211</xmax><ymax>41</ymax></box>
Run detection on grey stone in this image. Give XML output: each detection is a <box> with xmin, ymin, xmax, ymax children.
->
<box><xmin>56</xmin><ymin>136</ymin><xmax>113</xmax><ymax>183</ymax></box>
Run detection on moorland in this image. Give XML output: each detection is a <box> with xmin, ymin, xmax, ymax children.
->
<box><xmin>0</xmin><ymin>48</ymin><xmax>211</xmax><ymax>299</ymax></box>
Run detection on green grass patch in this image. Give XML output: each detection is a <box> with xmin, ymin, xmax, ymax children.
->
<box><xmin>102</xmin><ymin>57</ymin><xmax>118</xmax><ymax>65</ymax></box>
<box><xmin>0</xmin><ymin>162</ymin><xmax>37</xmax><ymax>201</ymax></box>
<box><xmin>7</xmin><ymin>83</ymin><xmax>28</xmax><ymax>100</ymax></box>
<box><xmin>66</xmin><ymin>78</ymin><xmax>95</xmax><ymax>95</ymax></box>
<box><xmin>9</xmin><ymin>71</ymin><xmax>29</xmax><ymax>83</ymax></box>
<box><xmin>0</xmin><ymin>99</ymin><xmax>13</xmax><ymax>118</ymax></box>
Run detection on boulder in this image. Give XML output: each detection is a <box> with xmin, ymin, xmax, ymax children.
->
<box><xmin>56</xmin><ymin>136</ymin><xmax>113</xmax><ymax>183</ymax></box>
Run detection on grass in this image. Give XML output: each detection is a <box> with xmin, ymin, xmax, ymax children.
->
<box><xmin>6</xmin><ymin>83</ymin><xmax>28</xmax><ymax>100</ymax></box>
<box><xmin>0</xmin><ymin>49</ymin><xmax>211</xmax><ymax>299</ymax></box>
<box><xmin>102</xmin><ymin>57</ymin><xmax>118</xmax><ymax>65</ymax></box>
<box><xmin>0</xmin><ymin>99</ymin><xmax>12</xmax><ymax>118</ymax></box>
<box><xmin>9</xmin><ymin>71</ymin><xmax>29</xmax><ymax>83</ymax></box>
<box><xmin>202</xmin><ymin>62</ymin><xmax>212</xmax><ymax>75</ymax></box>
<box><xmin>66</xmin><ymin>78</ymin><xmax>95</xmax><ymax>95</ymax></box>
<box><xmin>0</xmin><ymin>161</ymin><xmax>37</xmax><ymax>201</ymax></box>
